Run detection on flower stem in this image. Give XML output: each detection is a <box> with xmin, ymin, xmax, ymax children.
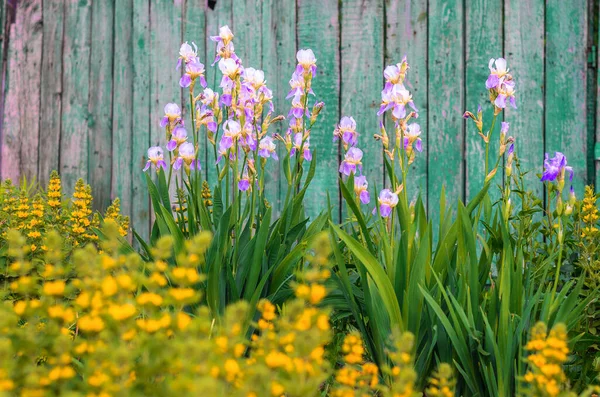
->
<box><xmin>484</xmin><ymin>113</ymin><xmax>498</xmax><ymax>178</ymax></box>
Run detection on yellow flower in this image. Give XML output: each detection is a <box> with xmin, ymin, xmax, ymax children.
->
<box><xmin>169</xmin><ymin>287</ymin><xmax>196</xmax><ymax>302</ymax></box>
<box><xmin>136</xmin><ymin>292</ymin><xmax>163</xmax><ymax>306</ymax></box>
<box><xmin>224</xmin><ymin>359</ymin><xmax>241</xmax><ymax>382</ymax></box>
<box><xmin>101</xmin><ymin>276</ymin><xmax>118</xmax><ymax>296</ymax></box>
<box><xmin>310</xmin><ymin>284</ymin><xmax>326</xmax><ymax>304</ymax></box>
<box><xmin>177</xmin><ymin>312</ymin><xmax>192</xmax><ymax>330</ymax></box>
<box><xmin>108</xmin><ymin>303</ymin><xmax>136</xmax><ymax>321</ymax></box>
<box><xmin>13</xmin><ymin>300</ymin><xmax>27</xmax><ymax>315</ymax></box>
<box><xmin>271</xmin><ymin>382</ymin><xmax>285</xmax><ymax>396</ymax></box>
<box><xmin>43</xmin><ymin>280</ymin><xmax>66</xmax><ymax>296</ymax></box>
<box><xmin>78</xmin><ymin>315</ymin><xmax>105</xmax><ymax>333</ymax></box>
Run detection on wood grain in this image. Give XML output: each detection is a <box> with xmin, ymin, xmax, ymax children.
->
<box><xmin>386</xmin><ymin>0</ymin><xmax>428</xmax><ymax>207</ymax></box>
<box><xmin>1</xmin><ymin>0</ymin><xmax>43</xmax><ymax>182</ymax></box>
<box><xmin>340</xmin><ymin>0</ymin><xmax>384</xmax><ymax>204</ymax></box>
<box><xmin>504</xmin><ymin>0</ymin><xmax>545</xmax><ymax>198</ymax></box>
<box><xmin>427</xmin><ymin>0</ymin><xmax>464</xmax><ymax>218</ymax></box>
<box><xmin>60</xmin><ymin>0</ymin><xmax>92</xmax><ymax>193</ymax></box>
<box><xmin>545</xmin><ymin>0</ymin><xmax>588</xmax><ymax>196</ymax></box>
<box><xmin>88</xmin><ymin>0</ymin><xmax>115</xmax><ymax>210</ymax></box>
<box><xmin>297</xmin><ymin>0</ymin><xmax>340</xmax><ymax>221</ymax></box>
<box><xmin>38</xmin><ymin>0</ymin><xmax>65</xmax><ymax>185</ymax></box>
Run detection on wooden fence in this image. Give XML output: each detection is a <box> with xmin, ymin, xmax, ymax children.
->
<box><xmin>0</xmin><ymin>0</ymin><xmax>598</xmax><ymax>238</ymax></box>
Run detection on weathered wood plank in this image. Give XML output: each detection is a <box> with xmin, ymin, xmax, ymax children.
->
<box><xmin>38</xmin><ymin>0</ymin><xmax>65</xmax><ymax>185</ymax></box>
<box><xmin>112</xmin><ymin>0</ymin><xmax>134</xmax><ymax>219</ymax></box>
<box><xmin>150</xmin><ymin>0</ymin><xmax>183</xmax><ymax>148</ymax></box>
<box><xmin>60</xmin><ymin>0</ymin><xmax>92</xmax><ymax>193</ymax></box>
<box><xmin>183</xmin><ymin>0</ymin><xmax>206</xmax><ymax>178</ymax></box>
<box><xmin>182</xmin><ymin>0</ymin><xmax>205</xmax><ymax>115</ymax></box>
<box><xmin>386</xmin><ymin>0</ymin><xmax>428</xmax><ymax>206</ymax></box>
<box><xmin>1</xmin><ymin>0</ymin><xmax>43</xmax><ymax>182</ymax></box>
<box><xmin>131</xmin><ymin>0</ymin><xmax>151</xmax><ymax>239</ymax></box>
<box><xmin>597</xmin><ymin>0</ymin><xmax>600</xmax><ymax>190</ymax></box>
<box><xmin>88</xmin><ymin>0</ymin><xmax>114</xmax><ymax>210</ymax></box>
<box><xmin>261</xmin><ymin>0</ymin><xmax>295</xmax><ymax>210</ymax></box>
<box><xmin>340</xmin><ymin>0</ymin><xmax>384</xmax><ymax>205</ymax></box>
<box><xmin>427</xmin><ymin>0</ymin><xmax>464</xmax><ymax>217</ymax></box>
<box><xmin>546</xmin><ymin>0</ymin><xmax>588</xmax><ymax>196</ymax></box>
<box><xmin>504</xmin><ymin>0</ymin><xmax>545</xmax><ymax>198</ymax></box>
<box><xmin>232</xmin><ymin>0</ymin><xmax>262</xmax><ymax>68</ymax></box>
<box><xmin>204</xmin><ymin>0</ymin><xmax>232</xmax><ymax>189</ymax></box>
<box><xmin>297</xmin><ymin>0</ymin><xmax>340</xmax><ymax>221</ymax></box>
<box><xmin>150</xmin><ymin>0</ymin><xmax>183</xmax><ymax>224</ymax></box>
<box><xmin>465</xmin><ymin>0</ymin><xmax>502</xmax><ymax>202</ymax></box>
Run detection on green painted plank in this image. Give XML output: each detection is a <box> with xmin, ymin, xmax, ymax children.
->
<box><xmin>385</xmin><ymin>0</ymin><xmax>428</xmax><ymax>206</ymax></box>
<box><xmin>183</xmin><ymin>0</ymin><xmax>206</xmax><ymax>174</ymax></box>
<box><xmin>465</xmin><ymin>0</ymin><xmax>502</xmax><ymax>202</ymax></box>
<box><xmin>182</xmin><ymin>0</ymin><xmax>206</xmax><ymax>115</ymax></box>
<box><xmin>150</xmin><ymin>0</ymin><xmax>183</xmax><ymax>151</ymax></box>
<box><xmin>88</xmin><ymin>0</ymin><xmax>114</xmax><ymax>211</ymax></box>
<box><xmin>149</xmin><ymin>0</ymin><xmax>183</xmax><ymax>228</ymax></box>
<box><xmin>504</xmin><ymin>0</ymin><xmax>545</xmax><ymax>198</ymax></box>
<box><xmin>204</xmin><ymin>0</ymin><xmax>232</xmax><ymax>189</ymax></box>
<box><xmin>1</xmin><ymin>0</ymin><xmax>43</xmax><ymax>182</ymax></box>
<box><xmin>261</xmin><ymin>0</ymin><xmax>295</xmax><ymax>211</ymax></box>
<box><xmin>132</xmin><ymin>0</ymin><xmax>151</xmax><ymax>239</ymax></box>
<box><xmin>232</xmin><ymin>0</ymin><xmax>262</xmax><ymax>68</ymax></box>
<box><xmin>597</xmin><ymin>1</ymin><xmax>600</xmax><ymax>190</ymax></box>
<box><xmin>546</xmin><ymin>0</ymin><xmax>588</xmax><ymax>196</ymax></box>
<box><xmin>297</xmin><ymin>0</ymin><xmax>340</xmax><ymax>221</ymax></box>
<box><xmin>340</xmin><ymin>0</ymin><xmax>384</xmax><ymax>207</ymax></box>
<box><xmin>112</xmin><ymin>0</ymin><xmax>134</xmax><ymax>221</ymax></box>
<box><xmin>38</xmin><ymin>0</ymin><xmax>65</xmax><ymax>186</ymax></box>
<box><xmin>60</xmin><ymin>0</ymin><xmax>92</xmax><ymax>194</ymax></box>
<box><xmin>427</xmin><ymin>0</ymin><xmax>464</xmax><ymax>217</ymax></box>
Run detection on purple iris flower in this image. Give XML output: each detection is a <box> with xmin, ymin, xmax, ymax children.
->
<box><xmin>339</xmin><ymin>147</ymin><xmax>363</xmax><ymax>176</ymax></box>
<box><xmin>295</xmin><ymin>49</ymin><xmax>317</xmax><ymax>77</ymax></box>
<box><xmin>378</xmin><ymin>189</ymin><xmax>399</xmax><ymax>218</ymax></box>
<box><xmin>378</xmin><ymin>84</ymin><xmax>417</xmax><ymax>119</ymax></box>
<box><xmin>220</xmin><ymin>120</ymin><xmax>241</xmax><ymax>150</ymax></box>
<box><xmin>143</xmin><ymin>146</ymin><xmax>167</xmax><ymax>171</ymax></box>
<box><xmin>541</xmin><ymin>152</ymin><xmax>573</xmax><ymax>182</ymax></box>
<box><xmin>177</xmin><ymin>42</ymin><xmax>198</xmax><ymax>70</ymax></box>
<box><xmin>180</xmin><ymin>58</ymin><xmax>207</xmax><ymax>88</ymax></box>
<box><xmin>494</xmin><ymin>80</ymin><xmax>517</xmax><ymax>109</ymax></box>
<box><xmin>238</xmin><ymin>173</ymin><xmax>251</xmax><ymax>191</ymax></box>
<box><xmin>403</xmin><ymin>123</ymin><xmax>423</xmax><ymax>152</ymax></box>
<box><xmin>334</xmin><ymin>116</ymin><xmax>358</xmax><ymax>147</ymax></box>
<box><xmin>486</xmin><ymin>58</ymin><xmax>508</xmax><ymax>89</ymax></box>
<box><xmin>354</xmin><ymin>175</ymin><xmax>370</xmax><ymax>204</ymax></box>
<box><xmin>167</xmin><ymin>126</ymin><xmax>188</xmax><ymax>151</ymax></box>
<box><xmin>160</xmin><ymin>103</ymin><xmax>182</xmax><ymax>128</ymax></box>
<box><xmin>290</xmin><ymin>133</ymin><xmax>311</xmax><ymax>161</ymax></box>
<box><xmin>258</xmin><ymin>136</ymin><xmax>278</xmax><ymax>160</ymax></box>
<box><xmin>507</xmin><ymin>144</ymin><xmax>514</xmax><ymax>156</ymax></box>
<box><xmin>173</xmin><ymin>142</ymin><xmax>201</xmax><ymax>171</ymax></box>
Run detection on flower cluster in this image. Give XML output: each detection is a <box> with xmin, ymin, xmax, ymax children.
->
<box><xmin>146</xmin><ymin>25</ymin><xmax>286</xmax><ymax>196</ymax></box>
<box><xmin>276</xmin><ymin>49</ymin><xmax>320</xmax><ymax>165</ymax></box>
<box><xmin>486</xmin><ymin>58</ymin><xmax>517</xmax><ymax>111</ymax></box>
<box><xmin>425</xmin><ymin>363</ymin><xmax>456</xmax><ymax>397</ymax></box>
<box><xmin>523</xmin><ymin>322</ymin><xmax>570</xmax><ymax>397</ymax></box>
<box><xmin>0</xmin><ymin>172</ymin><xmax>128</xmax><ymax>258</ymax></box>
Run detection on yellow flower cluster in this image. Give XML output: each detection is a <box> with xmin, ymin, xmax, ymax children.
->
<box><xmin>523</xmin><ymin>322</ymin><xmax>571</xmax><ymax>397</ymax></box>
<box><xmin>425</xmin><ymin>363</ymin><xmax>456</xmax><ymax>397</ymax></box>
<box><xmin>0</xmin><ymin>227</ymin><xmax>339</xmax><ymax>396</ymax></box>
<box><xmin>103</xmin><ymin>198</ymin><xmax>129</xmax><ymax>237</ymax></box>
<box><xmin>69</xmin><ymin>179</ymin><xmax>98</xmax><ymax>243</ymax></box>
<box><xmin>47</xmin><ymin>170</ymin><xmax>62</xmax><ymax>209</ymax></box>
<box><xmin>580</xmin><ymin>186</ymin><xmax>599</xmax><ymax>239</ymax></box>
<box><xmin>0</xmin><ymin>172</ymin><xmax>129</xmax><ymax>262</ymax></box>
